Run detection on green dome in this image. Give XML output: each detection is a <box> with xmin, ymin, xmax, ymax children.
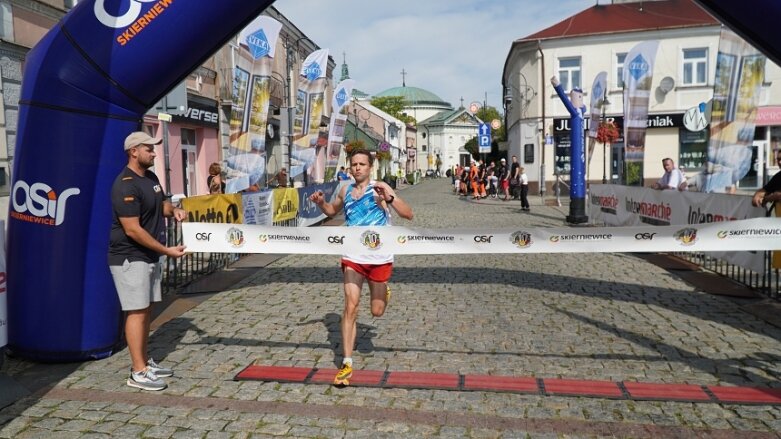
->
<box><xmin>374</xmin><ymin>86</ymin><xmax>451</xmax><ymax>108</ymax></box>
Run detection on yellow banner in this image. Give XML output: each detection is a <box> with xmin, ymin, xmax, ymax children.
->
<box><xmin>272</xmin><ymin>188</ymin><xmax>299</xmax><ymax>222</ymax></box>
<box><xmin>181</xmin><ymin>194</ymin><xmax>244</xmax><ymax>224</ymax></box>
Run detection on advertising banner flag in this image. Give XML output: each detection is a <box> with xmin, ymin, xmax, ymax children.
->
<box><xmin>589</xmin><ymin>184</ymin><xmax>766</xmax><ymax>272</ymax></box>
<box><xmin>587</xmin><ymin>71</ymin><xmax>607</xmax><ymax>165</ymax></box>
<box><xmin>623</xmin><ymin>41</ymin><xmax>659</xmax><ymax>186</ymax></box>
<box><xmin>223</xmin><ymin>16</ymin><xmax>283</xmax><ymax>193</ymax></box>
<box><xmin>325</xmin><ymin>79</ymin><xmax>355</xmax><ymax>181</ymax></box>
<box><xmin>181</xmin><ymin>194</ymin><xmax>244</xmax><ymax>224</ymax></box>
<box><xmin>242</xmin><ymin>191</ymin><xmax>274</xmax><ymax>226</ymax></box>
<box><xmin>292</xmin><ymin>48</ymin><xmax>329</xmax><ymax>185</ymax></box>
<box><xmin>704</xmin><ymin>29</ymin><xmax>766</xmax><ymax>193</ymax></box>
<box><xmin>272</xmin><ymin>188</ymin><xmax>300</xmax><ymax>222</ymax></box>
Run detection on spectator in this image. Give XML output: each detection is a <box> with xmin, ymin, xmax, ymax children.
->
<box><xmin>652</xmin><ymin>158</ymin><xmax>687</xmax><ymax>191</ymax></box>
<box><xmin>268</xmin><ymin>168</ymin><xmax>289</xmax><ymax>188</ymax></box>
<box><xmin>207</xmin><ymin>162</ymin><xmax>225</xmax><ymax>194</ymax></box>
<box><xmin>753</xmin><ymin>149</ymin><xmax>781</xmax><ymax>208</ymax></box>
<box><xmin>337</xmin><ymin>166</ymin><xmax>351</xmax><ymax>181</ymax></box>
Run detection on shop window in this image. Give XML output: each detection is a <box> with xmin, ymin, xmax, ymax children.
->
<box><xmin>679</xmin><ymin>128</ymin><xmax>708</xmax><ymax>170</ymax></box>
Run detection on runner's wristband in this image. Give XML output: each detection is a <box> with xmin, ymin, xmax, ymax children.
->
<box><xmin>386</xmin><ymin>195</ymin><xmax>395</xmax><ymax>204</ymax></box>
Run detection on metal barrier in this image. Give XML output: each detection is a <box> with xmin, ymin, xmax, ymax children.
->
<box><xmin>162</xmin><ymin>213</ymin><xmax>298</xmax><ymax>295</ymax></box>
<box><xmin>672</xmin><ymin>250</ymin><xmax>779</xmax><ymax>300</ymax></box>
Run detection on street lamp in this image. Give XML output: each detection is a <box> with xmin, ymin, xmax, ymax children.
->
<box><xmin>601</xmin><ymin>90</ymin><xmax>611</xmax><ymax>184</ymax></box>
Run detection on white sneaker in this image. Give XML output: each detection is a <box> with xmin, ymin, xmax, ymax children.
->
<box><xmin>127</xmin><ymin>368</ymin><xmax>167</xmax><ymax>391</ymax></box>
<box><xmin>147</xmin><ymin>358</ymin><xmax>173</xmax><ymax>378</ymax></box>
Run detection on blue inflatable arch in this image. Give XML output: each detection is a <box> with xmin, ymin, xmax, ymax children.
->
<box><xmin>7</xmin><ymin>0</ymin><xmax>781</xmax><ymax>361</ymax></box>
<box><xmin>7</xmin><ymin>0</ymin><xmax>276</xmax><ymax>360</ymax></box>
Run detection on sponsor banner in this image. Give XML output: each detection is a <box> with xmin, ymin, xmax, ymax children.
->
<box><xmin>0</xmin><ymin>221</ymin><xmax>6</xmax><ymax>348</ymax></box>
<box><xmin>272</xmin><ymin>188</ymin><xmax>299</xmax><ymax>222</ymax></box>
<box><xmin>587</xmin><ymin>72</ymin><xmax>607</xmax><ymax>166</ymax></box>
<box><xmin>292</xmin><ymin>48</ymin><xmax>329</xmax><ymax>185</ymax></box>
<box><xmin>297</xmin><ymin>181</ymin><xmax>341</xmax><ymax>227</ymax></box>
<box><xmin>590</xmin><ymin>184</ymin><xmax>766</xmax><ymax>271</ymax></box>
<box><xmin>181</xmin><ymin>194</ymin><xmax>244</xmax><ymax>224</ymax></box>
<box><xmin>623</xmin><ymin>40</ymin><xmax>659</xmax><ymax>186</ymax></box>
<box><xmin>704</xmin><ymin>29</ymin><xmax>766</xmax><ymax>193</ymax></box>
<box><xmin>182</xmin><ymin>218</ymin><xmax>781</xmax><ymax>254</ymax></box>
<box><xmin>242</xmin><ymin>190</ymin><xmax>273</xmax><ymax>226</ymax></box>
<box><xmin>325</xmin><ymin>79</ymin><xmax>355</xmax><ymax>181</ymax></box>
<box><xmin>223</xmin><ymin>16</ymin><xmax>283</xmax><ymax>193</ymax></box>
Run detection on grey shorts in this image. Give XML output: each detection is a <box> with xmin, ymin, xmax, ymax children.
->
<box><xmin>110</xmin><ymin>257</ymin><xmax>163</xmax><ymax>311</ymax></box>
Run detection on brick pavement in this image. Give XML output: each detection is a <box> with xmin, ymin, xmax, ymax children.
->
<box><xmin>2</xmin><ymin>178</ymin><xmax>781</xmax><ymax>438</ymax></box>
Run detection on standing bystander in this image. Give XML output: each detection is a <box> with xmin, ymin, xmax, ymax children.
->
<box><xmin>519</xmin><ymin>166</ymin><xmax>530</xmax><ymax>211</ymax></box>
<box><xmin>753</xmin><ymin>149</ymin><xmax>781</xmax><ymax>208</ymax></box>
<box><xmin>109</xmin><ymin>131</ymin><xmax>187</xmax><ymax>391</ymax></box>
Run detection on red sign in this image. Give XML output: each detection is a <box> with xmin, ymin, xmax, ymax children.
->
<box><xmin>756</xmin><ymin>106</ymin><xmax>781</xmax><ymax>126</ymax></box>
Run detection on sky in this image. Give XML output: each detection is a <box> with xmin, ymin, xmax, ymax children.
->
<box><xmin>274</xmin><ymin>0</ymin><xmax>595</xmax><ymax>111</ymax></box>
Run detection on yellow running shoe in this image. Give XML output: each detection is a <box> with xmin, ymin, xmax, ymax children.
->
<box><xmin>385</xmin><ymin>284</ymin><xmax>391</xmax><ymax>304</ymax></box>
<box><xmin>334</xmin><ymin>363</ymin><xmax>352</xmax><ymax>386</ymax></box>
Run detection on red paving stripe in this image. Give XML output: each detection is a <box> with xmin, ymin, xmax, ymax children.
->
<box><xmin>623</xmin><ymin>382</ymin><xmax>712</xmax><ymax>402</ymax></box>
<box><xmin>463</xmin><ymin>375</ymin><xmax>538</xmax><ymax>393</ymax></box>
<box><xmin>234</xmin><ymin>365</ymin><xmax>781</xmax><ymax>405</ymax></box>
<box><xmin>309</xmin><ymin>368</ymin><xmax>385</xmax><ymax>386</ymax></box>
<box><xmin>543</xmin><ymin>379</ymin><xmax>623</xmax><ymax>398</ymax></box>
<box><xmin>385</xmin><ymin>371</ymin><xmax>460</xmax><ymax>389</ymax></box>
<box><xmin>235</xmin><ymin>365</ymin><xmax>311</xmax><ymax>383</ymax></box>
<box><xmin>709</xmin><ymin>386</ymin><xmax>781</xmax><ymax>404</ymax></box>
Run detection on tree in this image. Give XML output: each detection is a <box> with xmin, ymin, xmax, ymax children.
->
<box><xmin>370</xmin><ymin>96</ymin><xmax>417</xmax><ymax>126</ymax></box>
<box><xmin>466</xmin><ymin>105</ymin><xmax>505</xmax><ymax>163</ymax></box>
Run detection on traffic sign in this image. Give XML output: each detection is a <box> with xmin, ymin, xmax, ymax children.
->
<box><xmin>478</xmin><ymin>122</ymin><xmax>491</xmax><ymax>153</ymax></box>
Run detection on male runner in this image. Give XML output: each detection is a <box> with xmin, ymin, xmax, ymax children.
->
<box><xmin>310</xmin><ymin>148</ymin><xmax>413</xmax><ymax>385</ymax></box>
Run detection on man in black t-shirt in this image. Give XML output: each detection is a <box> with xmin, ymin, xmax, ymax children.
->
<box><xmin>109</xmin><ymin>131</ymin><xmax>187</xmax><ymax>391</ymax></box>
<box><xmin>753</xmin><ymin>149</ymin><xmax>781</xmax><ymax>208</ymax></box>
<box><xmin>510</xmin><ymin>155</ymin><xmax>521</xmax><ymax>199</ymax></box>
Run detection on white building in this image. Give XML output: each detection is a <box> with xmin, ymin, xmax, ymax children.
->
<box><xmin>373</xmin><ymin>85</ymin><xmax>480</xmax><ymax>173</ymax></box>
<box><xmin>502</xmin><ymin>0</ymin><xmax>781</xmax><ymax>194</ymax></box>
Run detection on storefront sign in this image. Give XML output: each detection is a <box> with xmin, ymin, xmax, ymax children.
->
<box><xmin>756</xmin><ymin>106</ymin><xmax>781</xmax><ymax>126</ymax></box>
<box><xmin>554</xmin><ymin>113</ymin><xmax>684</xmax><ymax>133</ymax></box>
<box><xmin>173</xmin><ymin>99</ymin><xmax>219</xmax><ymax>127</ymax></box>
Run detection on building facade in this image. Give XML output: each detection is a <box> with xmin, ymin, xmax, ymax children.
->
<box><xmin>503</xmin><ymin>0</ymin><xmax>781</xmax><ymax>194</ymax></box>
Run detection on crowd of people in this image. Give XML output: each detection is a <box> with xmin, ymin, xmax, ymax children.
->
<box><xmin>449</xmin><ymin>155</ymin><xmax>530</xmax><ymax>210</ymax></box>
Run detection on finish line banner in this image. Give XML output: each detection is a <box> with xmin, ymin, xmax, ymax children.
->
<box><xmin>182</xmin><ymin>218</ymin><xmax>781</xmax><ymax>255</ymax></box>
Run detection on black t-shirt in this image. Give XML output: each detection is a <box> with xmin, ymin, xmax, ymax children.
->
<box><xmin>763</xmin><ymin>171</ymin><xmax>781</xmax><ymax>194</ymax></box>
<box><xmin>511</xmin><ymin>162</ymin><xmax>520</xmax><ymax>179</ymax></box>
<box><xmin>108</xmin><ymin>167</ymin><xmax>167</xmax><ymax>265</ymax></box>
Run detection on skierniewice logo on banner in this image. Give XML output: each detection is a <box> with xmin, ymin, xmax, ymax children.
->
<box><xmin>510</xmin><ymin>231</ymin><xmax>533</xmax><ymax>248</ymax></box>
<box><xmin>246</xmin><ymin>29</ymin><xmax>271</xmax><ymax>59</ymax></box>
<box><xmin>10</xmin><ymin>180</ymin><xmax>80</xmax><ymax>226</ymax></box>
<box><xmin>684</xmin><ymin>102</ymin><xmax>709</xmax><ymax>132</ymax></box>
<box><xmin>361</xmin><ymin>230</ymin><xmax>382</xmax><ymax>250</ymax></box>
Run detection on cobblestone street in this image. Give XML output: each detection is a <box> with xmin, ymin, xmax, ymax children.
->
<box><xmin>2</xmin><ymin>178</ymin><xmax>781</xmax><ymax>438</ymax></box>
